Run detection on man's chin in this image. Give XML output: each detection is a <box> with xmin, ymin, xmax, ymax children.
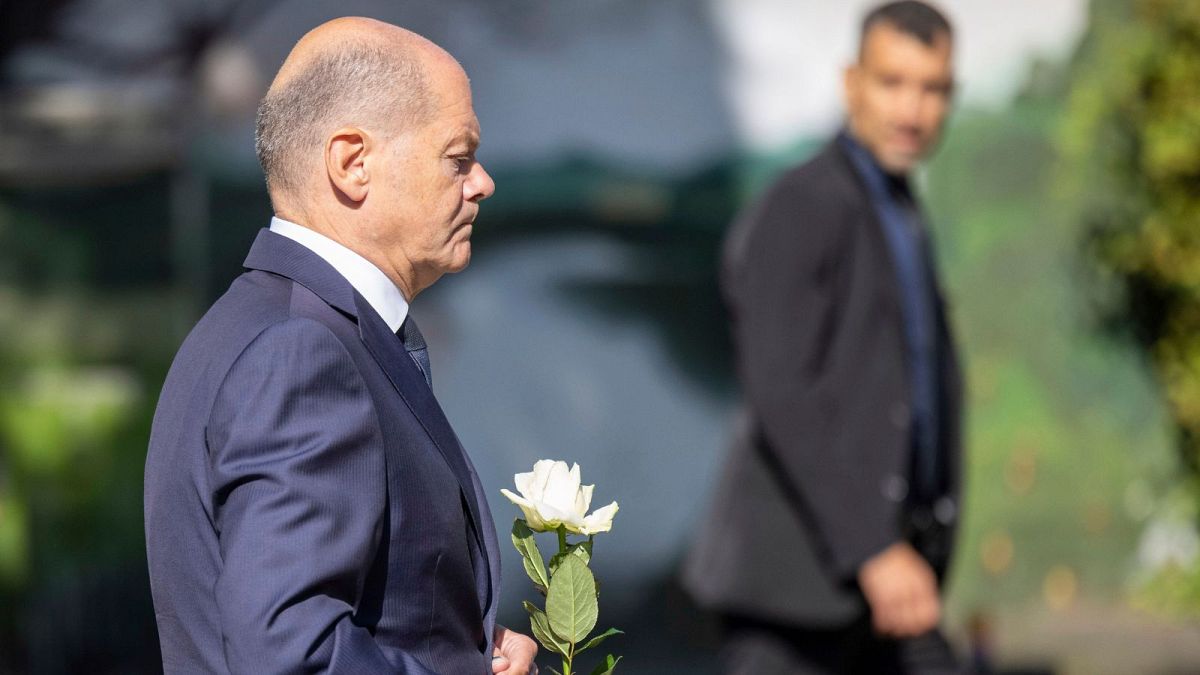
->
<box><xmin>878</xmin><ymin>151</ymin><xmax>921</xmax><ymax>175</ymax></box>
<box><xmin>445</xmin><ymin>246</ymin><xmax>471</xmax><ymax>274</ymax></box>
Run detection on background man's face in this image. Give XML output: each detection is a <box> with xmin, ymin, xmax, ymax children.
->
<box><xmin>844</xmin><ymin>23</ymin><xmax>954</xmax><ymax>174</ymax></box>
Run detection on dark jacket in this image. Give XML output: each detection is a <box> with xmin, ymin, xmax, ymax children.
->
<box><xmin>145</xmin><ymin>229</ymin><xmax>500</xmax><ymax>673</ymax></box>
<box><xmin>683</xmin><ymin>139</ymin><xmax>963</xmax><ymax>627</ymax></box>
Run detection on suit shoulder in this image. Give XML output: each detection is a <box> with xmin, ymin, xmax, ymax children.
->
<box><xmin>214</xmin><ymin>316</ymin><xmax>368</xmax><ymax>412</ymax></box>
<box><xmin>170</xmin><ymin>272</ymin><xmax>292</xmax><ymax>363</ymax></box>
<box><xmin>723</xmin><ymin>144</ymin><xmax>862</xmax><ymax>274</ymax></box>
<box><xmin>159</xmin><ymin>271</ymin><xmax>359</xmax><ymax>402</ymax></box>
<box><xmin>757</xmin><ymin>144</ymin><xmax>862</xmax><ymax>218</ymax></box>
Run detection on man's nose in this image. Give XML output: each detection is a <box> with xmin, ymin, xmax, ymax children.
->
<box><xmin>895</xmin><ymin>87</ymin><xmax>925</xmax><ymax>127</ymax></box>
<box><xmin>466</xmin><ymin>162</ymin><xmax>495</xmax><ymax>202</ymax></box>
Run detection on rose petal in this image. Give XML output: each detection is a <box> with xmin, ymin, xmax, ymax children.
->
<box><xmin>576</xmin><ymin>483</ymin><xmax>594</xmax><ymax>515</ymax></box>
<box><xmin>513</xmin><ymin>471</ymin><xmax>538</xmax><ymax>501</ymax></box>
<box><xmin>579</xmin><ymin>501</ymin><xmax>619</xmax><ymax>535</ymax></box>
<box><xmin>501</xmin><ymin>489</ymin><xmax>549</xmax><ymax>531</ymax></box>
<box><xmin>535</xmin><ymin>500</ymin><xmax>582</xmax><ymax>529</ymax></box>
<box><xmin>541</xmin><ymin>461</ymin><xmax>580</xmax><ymax>514</ymax></box>
<box><xmin>529</xmin><ymin>460</ymin><xmax>559</xmax><ymax>500</ymax></box>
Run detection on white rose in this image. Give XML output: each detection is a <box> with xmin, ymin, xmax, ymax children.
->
<box><xmin>500</xmin><ymin>459</ymin><xmax>619</xmax><ymax>535</ymax></box>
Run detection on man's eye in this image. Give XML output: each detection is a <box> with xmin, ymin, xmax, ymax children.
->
<box><xmin>878</xmin><ymin>75</ymin><xmax>902</xmax><ymax>89</ymax></box>
<box><xmin>926</xmin><ymin>82</ymin><xmax>953</xmax><ymax>98</ymax></box>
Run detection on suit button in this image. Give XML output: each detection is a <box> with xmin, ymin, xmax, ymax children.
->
<box><xmin>933</xmin><ymin>497</ymin><xmax>957</xmax><ymax>525</ymax></box>
<box><xmin>889</xmin><ymin>401</ymin><xmax>910</xmax><ymax>430</ymax></box>
<box><xmin>881</xmin><ymin>475</ymin><xmax>908</xmax><ymax>502</ymax></box>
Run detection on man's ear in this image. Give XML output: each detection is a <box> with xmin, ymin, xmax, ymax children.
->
<box><xmin>842</xmin><ymin>64</ymin><xmax>860</xmax><ymax>112</ymax></box>
<box><xmin>326</xmin><ymin>127</ymin><xmax>371</xmax><ymax>203</ymax></box>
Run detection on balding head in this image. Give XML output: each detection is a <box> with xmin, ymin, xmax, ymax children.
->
<box><xmin>254</xmin><ymin>18</ymin><xmax>450</xmax><ymax>208</ymax></box>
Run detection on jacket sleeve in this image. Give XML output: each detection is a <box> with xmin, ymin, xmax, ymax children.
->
<box><xmin>206</xmin><ymin>318</ymin><xmax>437</xmax><ymax>674</ymax></box>
<box><xmin>728</xmin><ymin>175</ymin><xmax>903</xmax><ymax>580</ymax></box>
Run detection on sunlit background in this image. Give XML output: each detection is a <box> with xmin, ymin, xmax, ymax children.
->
<box><xmin>2</xmin><ymin>0</ymin><xmax>1200</xmax><ymax>673</ymax></box>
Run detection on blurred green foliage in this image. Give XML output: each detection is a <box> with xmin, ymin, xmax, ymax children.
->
<box><xmin>0</xmin><ymin>183</ymin><xmax>185</xmax><ymax>670</ymax></box>
<box><xmin>922</xmin><ymin>88</ymin><xmax>1175</xmax><ymax>620</ymax></box>
<box><xmin>1063</xmin><ymin>0</ymin><xmax>1200</xmax><ymax>488</ymax></box>
<box><xmin>1133</xmin><ymin>561</ymin><xmax>1200</xmax><ymax>617</ymax></box>
<box><xmin>1058</xmin><ymin>0</ymin><xmax>1200</xmax><ymax>614</ymax></box>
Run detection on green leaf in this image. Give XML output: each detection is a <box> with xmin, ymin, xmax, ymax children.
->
<box><xmin>545</xmin><ymin>554</ymin><xmax>598</xmax><ymax>644</ymax></box>
<box><xmin>548</xmin><ymin>541</ymin><xmax>592</xmax><ymax>575</ymax></box>
<box><xmin>523</xmin><ymin>601</ymin><xmax>569</xmax><ymax>656</ymax></box>
<box><xmin>511</xmin><ymin>519</ymin><xmax>549</xmax><ymax>593</ymax></box>
<box><xmin>588</xmin><ymin>654</ymin><xmax>621</xmax><ymax>675</ymax></box>
<box><xmin>576</xmin><ymin>627</ymin><xmax>622</xmax><ymax>655</ymax></box>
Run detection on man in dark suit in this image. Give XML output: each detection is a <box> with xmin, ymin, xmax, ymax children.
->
<box><xmin>684</xmin><ymin>2</ymin><xmax>963</xmax><ymax>673</ymax></box>
<box><xmin>144</xmin><ymin>17</ymin><xmax>537</xmax><ymax>674</ymax></box>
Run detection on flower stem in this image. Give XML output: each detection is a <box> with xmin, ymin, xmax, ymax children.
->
<box><xmin>557</xmin><ymin>526</ymin><xmax>568</xmax><ymax>555</ymax></box>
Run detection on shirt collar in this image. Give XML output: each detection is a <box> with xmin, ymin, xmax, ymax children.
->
<box><xmin>837</xmin><ymin>128</ymin><xmax>912</xmax><ymax>199</ymax></box>
<box><xmin>269</xmin><ymin>216</ymin><xmax>409</xmax><ymax>333</ymax></box>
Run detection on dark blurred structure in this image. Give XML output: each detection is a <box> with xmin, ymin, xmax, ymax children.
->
<box><xmin>0</xmin><ymin>1</ymin><xmax>741</xmax><ymax>672</ymax></box>
<box><xmin>0</xmin><ymin>2</ymin><xmax>274</xmax><ymax>670</ymax></box>
<box><xmin>3</xmin><ymin>0</ymin><xmax>1200</xmax><ymax>673</ymax></box>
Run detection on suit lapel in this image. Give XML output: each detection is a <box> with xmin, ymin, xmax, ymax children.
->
<box><xmin>354</xmin><ymin>293</ymin><xmax>490</xmax><ymax>562</ymax></box>
<box><xmin>244</xmin><ymin>228</ymin><xmax>492</xmax><ymax>590</ymax></box>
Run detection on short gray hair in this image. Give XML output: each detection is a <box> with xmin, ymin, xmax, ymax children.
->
<box><xmin>254</xmin><ymin>40</ymin><xmax>432</xmax><ymax>200</ymax></box>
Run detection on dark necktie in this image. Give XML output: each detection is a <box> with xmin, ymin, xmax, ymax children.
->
<box><xmin>399</xmin><ymin>316</ymin><xmax>432</xmax><ymax>388</ymax></box>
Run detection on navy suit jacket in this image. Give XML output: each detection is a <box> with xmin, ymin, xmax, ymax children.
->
<box><xmin>145</xmin><ymin>229</ymin><xmax>501</xmax><ymax>673</ymax></box>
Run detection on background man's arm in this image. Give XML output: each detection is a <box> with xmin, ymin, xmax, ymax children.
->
<box><xmin>207</xmin><ymin>318</ymin><xmax>437</xmax><ymax>674</ymax></box>
<box><xmin>731</xmin><ymin>178</ymin><xmax>904</xmax><ymax>579</ymax></box>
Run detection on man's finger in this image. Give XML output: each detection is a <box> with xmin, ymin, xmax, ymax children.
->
<box><xmin>492</xmin><ymin>655</ymin><xmax>510</xmax><ymax>673</ymax></box>
<box><xmin>876</xmin><ymin>595</ymin><xmax>901</xmax><ymax>636</ymax></box>
<box><xmin>894</xmin><ymin>594</ymin><xmax>918</xmax><ymax>637</ymax></box>
<box><xmin>917</xmin><ymin>593</ymin><xmax>941</xmax><ymax>634</ymax></box>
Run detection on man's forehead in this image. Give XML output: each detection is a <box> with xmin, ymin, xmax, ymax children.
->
<box><xmin>423</xmin><ymin>110</ymin><xmax>478</xmax><ymax>145</ymax></box>
<box><xmin>442</xmin><ymin>124</ymin><xmax>480</xmax><ymax>149</ymax></box>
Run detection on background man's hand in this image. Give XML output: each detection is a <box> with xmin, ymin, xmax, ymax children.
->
<box><xmin>857</xmin><ymin>542</ymin><xmax>941</xmax><ymax>638</ymax></box>
<box><xmin>492</xmin><ymin>624</ymin><xmax>538</xmax><ymax>674</ymax></box>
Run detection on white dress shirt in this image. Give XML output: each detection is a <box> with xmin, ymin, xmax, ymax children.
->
<box><xmin>269</xmin><ymin>216</ymin><xmax>410</xmax><ymax>333</ymax></box>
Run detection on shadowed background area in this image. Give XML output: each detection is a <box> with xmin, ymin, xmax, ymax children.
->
<box><xmin>2</xmin><ymin>1</ymin><xmax>1200</xmax><ymax>673</ymax></box>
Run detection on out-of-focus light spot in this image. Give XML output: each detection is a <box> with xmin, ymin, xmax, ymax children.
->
<box><xmin>1043</xmin><ymin>564</ymin><xmax>1078</xmax><ymax>611</ymax></box>
<box><xmin>1137</xmin><ymin>515</ymin><xmax>1200</xmax><ymax>571</ymax></box>
<box><xmin>199</xmin><ymin>41</ymin><xmax>262</xmax><ymax>121</ymax></box>
<box><xmin>1004</xmin><ymin>447</ymin><xmax>1037</xmax><ymax>495</ymax></box>
<box><xmin>980</xmin><ymin>531</ymin><xmax>1014</xmax><ymax>576</ymax></box>
<box><xmin>1083</xmin><ymin>501</ymin><xmax>1112</xmax><ymax>535</ymax></box>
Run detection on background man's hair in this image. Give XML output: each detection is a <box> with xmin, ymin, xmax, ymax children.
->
<box><xmin>860</xmin><ymin>0</ymin><xmax>952</xmax><ymax>51</ymax></box>
<box><xmin>254</xmin><ymin>40</ymin><xmax>432</xmax><ymax>200</ymax></box>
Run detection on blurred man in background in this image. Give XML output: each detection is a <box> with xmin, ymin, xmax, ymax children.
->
<box><xmin>144</xmin><ymin>17</ymin><xmax>536</xmax><ymax>674</ymax></box>
<box><xmin>684</xmin><ymin>2</ymin><xmax>963</xmax><ymax>673</ymax></box>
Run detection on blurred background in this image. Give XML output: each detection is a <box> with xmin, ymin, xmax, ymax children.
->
<box><xmin>2</xmin><ymin>0</ymin><xmax>1200</xmax><ymax>672</ymax></box>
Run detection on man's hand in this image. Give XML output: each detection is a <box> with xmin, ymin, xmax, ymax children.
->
<box><xmin>857</xmin><ymin>542</ymin><xmax>940</xmax><ymax>638</ymax></box>
<box><xmin>492</xmin><ymin>624</ymin><xmax>538</xmax><ymax>674</ymax></box>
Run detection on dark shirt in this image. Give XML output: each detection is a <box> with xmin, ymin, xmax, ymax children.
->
<box><xmin>838</xmin><ymin>130</ymin><xmax>941</xmax><ymax>502</ymax></box>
